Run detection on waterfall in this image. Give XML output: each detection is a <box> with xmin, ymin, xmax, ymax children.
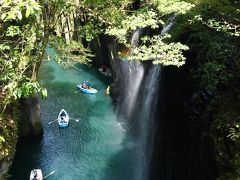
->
<box><xmin>113</xmin><ymin>19</ymin><xmax>174</xmax><ymax>180</ymax></box>
<box><xmin>160</xmin><ymin>16</ymin><xmax>175</xmax><ymax>35</ymax></box>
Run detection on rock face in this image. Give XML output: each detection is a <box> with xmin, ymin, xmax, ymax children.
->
<box><xmin>0</xmin><ymin>95</ymin><xmax>43</xmax><ymax>179</ymax></box>
<box><xmin>19</xmin><ymin>95</ymin><xmax>43</xmax><ymax>136</ymax></box>
<box><xmin>150</xmin><ymin>64</ymin><xmax>217</xmax><ymax>180</ymax></box>
<box><xmin>0</xmin><ymin>154</ymin><xmax>15</xmax><ymax>180</ymax></box>
<box><xmin>89</xmin><ymin>34</ymin><xmax>113</xmax><ymax>68</ymax></box>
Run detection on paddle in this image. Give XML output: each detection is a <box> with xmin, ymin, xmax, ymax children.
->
<box><xmin>43</xmin><ymin>171</ymin><xmax>55</xmax><ymax>179</ymax></box>
<box><xmin>70</xmin><ymin>117</ymin><xmax>80</xmax><ymax>122</ymax></box>
<box><xmin>48</xmin><ymin>119</ymin><xmax>57</xmax><ymax>124</ymax></box>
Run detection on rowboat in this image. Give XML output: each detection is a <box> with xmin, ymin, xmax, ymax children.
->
<box><xmin>57</xmin><ymin>109</ymin><xmax>69</xmax><ymax>128</ymax></box>
<box><xmin>29</xmin><ymin>169</ymin><xmax>43</xmax><ymax>180</ymax></box>
<box><xmin>98</xmin><ymin>66</ymin><xmax>112</xmax><ymax>77</ymax></box>
<box><xmin>77</xmin><ymin>82</ymin><xmax>98</xmax><ymax>94</ymax></box>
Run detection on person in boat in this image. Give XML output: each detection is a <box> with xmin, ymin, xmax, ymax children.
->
<box><xmin>60</xmin><ymin>112</ymin><xmax>66</xmax><ymax>123</ymax></box>
<box><xmin>61</xmin><ymin>116</ymin><xmax>66</xmax><ymax>123</ymax></box>
<box><xmin>82</xmin><ymin>82</ymin><xmax>87</xmax><ymax>89</ymax></box>
<box><xmin>32</xmin><ymin>169</ymin><xmax>38</xmax><ymax>180</ymax></box>
<box><xmin>85</xmin><ymin>81</ymin><xmax>90</xmax><ymax>89</ymax></box>
<box><xmin>101</xmin><ymin>65</ymin><xmax>107</xmax><ymax>72</ymax></box>
<box><xmin>82</xmin><ymin>81</ymin><xmax>90</xmax><ymax>89</ymax></box>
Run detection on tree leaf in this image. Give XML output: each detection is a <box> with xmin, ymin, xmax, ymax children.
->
<box><xmin>17</xmin><ymin>10</ymin><xmax>22</xmax><ymax>20</ymax></box>
<box><xmin>41</xmin><ymin>88</ymin><xmax>48</xmax><ymax>98</ymax></box>
<box><xmin>26</xmin><ymin>8</ymin><xmax>31</xmax><ymax>17</ymax></box>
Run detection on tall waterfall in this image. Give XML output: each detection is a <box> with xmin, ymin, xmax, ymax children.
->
<box><xmin>113</xmin><ymin>19</ymin><xmax>175</xmax><ymax>180</ymax></box>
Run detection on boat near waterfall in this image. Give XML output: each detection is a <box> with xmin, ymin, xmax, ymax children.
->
<box><xmin>29</xmin><ymin>169</ymin><xmax>43</xmax><ymax>180</ymax></box>
<box><xmin>58</xmin><ymin>109</ymin><xmax>69</xmax><ymax>128</ymax></box>
<box><xmin>77</xmin><ymin>82</ymin><xmax>98</xmax><ymax>94</ymax></box>
<box><xmin>98</xmin><ymin>65</ymin><xmax>112</xmax><ymax>77</ymax></box>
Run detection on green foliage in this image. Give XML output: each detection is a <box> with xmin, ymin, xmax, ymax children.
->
<box><xmin>0</xmin><ymin>21</ymin><xmax>43</xmax><ymax>112</ymax></box>
<box><xmin>0</xmin><ymin>0</ymin><xmax>41</xmax><ymax>21</ymax></box>
<box><xmin>0</xmin><ymin>113</ymin><xmax>18</xmax><ymax>159</ymax></box>
<box><xmin>0</xmin><ymin>0</ymin><xmax>94</xmax><ymax>113</ymax></box>
<box><xmin>128</xmin><ymin>35</ymin><xmax>189</xmax><ymax>66</ymax></box>
<box><xmin>151</xmin><ymin>0</ymin><xmax>195</xmax><ymax>15</ymax></box>
<box><xmin>104</xmin><ymin>0</ymin><xmax>195</xmax><ymax>66</ymax></box>
<box><xmin>170</xmin><ymin>0</ymin><xmax>239</xmax><ymax>93</ymax></box>
<box><xmin>227</xmin><ymin>124</ymin><xmax>240</xmax><ymax>141</ymax></box>
<box><xmin>180</xmin><ymin>1</ymin><xmax>240</xmax><ymax>179</ymax></box>
<box><xmin>200</xmin><ymin>61</ymin><xmax>225</xmax><ymax>90</ymax></box>
<box><xmin>6</xmin><ymin>26</ymin><xmax>20</xmax><ymax>37</ymax></box>
<box><xmin>206</xmin><ymin>19</ymin><xmax>240</xmax><ymax>37</ymax></box>
<box><xmin>0</xmin><ymin>136</ymin><xmax>5</xmax><ymax>144</ymax></box>
<box><xmin>41</xmin><ymin>88</ymin><xmax>48</xmax><ymax>98</ymax></box>
<box><xmin>106</xmin><ymin>10</ymin><xmax>162</xmax><ymax>44</ymax></box>
<box><xmin>48</xmin><ymin>36</ymin><xmax>94</xmax><ymax>66</ymax></box>
<box><xmin>210</xmin><ymin>93</ymin><xmax>240</xmax><ymax>180</ymax></box>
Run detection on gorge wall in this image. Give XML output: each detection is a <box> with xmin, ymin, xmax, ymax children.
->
<box><xmin>151</xmin><ymin>63</ymin><xmax>217</xmax><ymax>180</ymax></box>
<box><xmin>90</xmin><ymin>30</ymin><xmax>218</xmax><ymax>179</ymax></box>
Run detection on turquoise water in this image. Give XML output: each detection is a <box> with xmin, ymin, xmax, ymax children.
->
<box><xmin>9</xmin><ymin>61</ymin><xmax>139</xmax><ymax>180</ymax></box>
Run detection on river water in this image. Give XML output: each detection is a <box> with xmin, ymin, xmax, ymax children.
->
<box><xmin>9</xmin><ymin>61</ymin><xmax>139</xmax><ymax>180</ymax></box>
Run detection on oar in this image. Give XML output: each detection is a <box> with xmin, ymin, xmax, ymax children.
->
<box><xmin>44</xmin><ymin>171</ymin><xmax>55</xmax><ymax>179</ymax></box>
<box><xmin>75</xmin><ymin>118</ymin><xmax>80</xmax><ymax>122</ymax></box>
<box><xmin>70</xmin><ymin>117</ymin><xmax>80</xmax><ymax>122</ymax></box>
<box><xmin>48</xmin><ymin>119</ymin><xmax>57</xmax><ymax>124</ymax></box>
<box><xmin>74</xmin><ymin>90</ymin><xmax>79</xmax><ymax>93</ymax></box>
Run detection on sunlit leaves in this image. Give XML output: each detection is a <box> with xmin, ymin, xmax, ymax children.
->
<box><xmin>227</xmin><ymin>124</ymin><xmax>240</xmax><ymax>141</ymax></box>
<box><xmin>128</xmin><ymin>35</ymin><xmax>189</xmax><ymax>66</ymax></box>
<box><xmin>41</xmin><ymin>88</ymin><xmax>48</xmax><ymax>98</ymax></box>
<box><xmin>12</xmin><ymin>82</ymin><xmax>41</xmax><ymax>99</ymax></box>
<box><xmin>122</xmin><ymin>10</ymin><xmax>162</xmax><ymax>30</ymax></box>
<box><xmin>48</xmin><ymin>36</ymin><xmax>94</xmax><ymax>66</ymax></box>
<box><xmin>106</xmin><ymin>10</ymin><xmax>162</xmax><ymax>44</ymax></box>
<box><xmin>0</xmin><ymin>44</ymin><xmax>10</xmax><ymax>51</ymax></box>
<box><xmin>150</xmin><ymin>0</ymin><xmax>195</xmax><ymax>15</ymax></box>
<box><xmin>0</xmin><ymin>0</ymin><xmax>41</xmax><ymax>21</ymax></box>
<box><xmin>104</xmin><ymin>0</ymin><xmax>194</xmax><ymax>66</ymax></box>
<box><xmin>6</xmin><ymin>26</ymin><xmax>20</xmax><ymax>37</ymax></box>
<box><xmin>207</xmin><ymin>19</ymin><xmax>240</xmax><ymax>37</ymax></box>
<box><xmin>0</xmin><ymin>0</ymin><xmax>44</xmax><ymax>113</ymax></box>
<box><xmin>0</xmin><ymin>136</ymin><xmax>5</xmax><ymax>144</ymax></box>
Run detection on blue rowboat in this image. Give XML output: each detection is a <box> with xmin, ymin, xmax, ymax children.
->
<box><xmin>77</xmin><ymin>83</ymin><xmax>98</xmax><ymax>94</ymax></box>
<box><xmin>57</xmin><ymin>109</ymin><xmax>69</xmax><ymax>128</ymax></box>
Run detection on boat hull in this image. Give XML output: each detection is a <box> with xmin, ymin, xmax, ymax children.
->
<box><xmin>57</xmin><ymin>109</ymin><xmax>69</xmax><ymax>128</ymax></box>
<box><xmin>29</xmin><ymin>169</ymin><xmax>43</xmax><ymax>180</ymax></box>
<box><xmin>77</xmin><ymin>84</ymin><xmax>98</xmax><ymax>94</ymax></box>
<box><xmin>99</xmin><ymin>67</ymin><xmax>112</xmax><ymax>77</ymax></box>
<box><xmin>58</xmin><ymin>122</ymin><xmax>69</xmax><ymax>128</ymax></box>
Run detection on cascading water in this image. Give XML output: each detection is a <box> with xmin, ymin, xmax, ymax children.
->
<box><xmin>114</xmin><ymin>19</ymin><xmax>174</xmax><ymax>180</ymax></box>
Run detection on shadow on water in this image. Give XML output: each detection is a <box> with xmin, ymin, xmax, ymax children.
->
<box><xmin>9</xmin><ymin>136</ymin><xmax>43</xmax><ymax>180</ymax></box>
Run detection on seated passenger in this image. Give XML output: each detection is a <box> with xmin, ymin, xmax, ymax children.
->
<box><xmin>82</xmin><ymin>82</ymin><xmax>87</xmax><ymax>89</ymax></box>
<box><xmin>85</xmin><ymin>81</ymin><xmax>90</xmax><ymax>89</ymax></box>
